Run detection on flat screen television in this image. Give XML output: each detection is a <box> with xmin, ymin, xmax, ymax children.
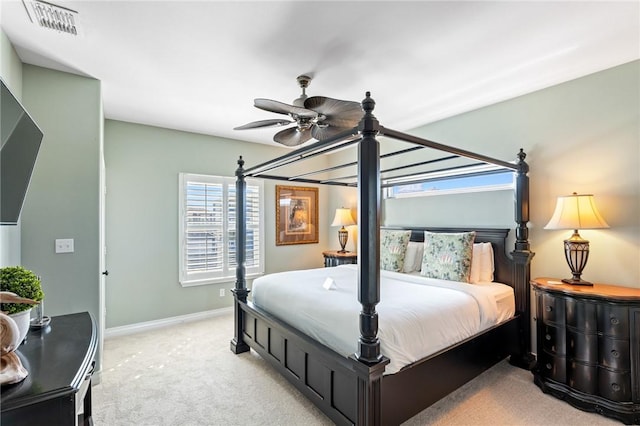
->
<box><xmin>1</xmin><ymin>78</ymin><xmax>44</xmax><ymax>225</ymax></box>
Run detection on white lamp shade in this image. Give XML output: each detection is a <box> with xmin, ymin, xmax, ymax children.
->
<box><xmin>331</xmin><ymin>208</ymin><xmax>355</xmax><ymax>227</ymax></box>
<box><xmin>544</xmin><ymin>193</ymin><xmax>609</xmax><ymax>230</ymax></box>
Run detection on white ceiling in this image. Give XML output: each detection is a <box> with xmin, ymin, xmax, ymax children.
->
<box><xmin>1</xmin><ymin>1</ymin><xmax>638</xmax><ymax>147</ymax></box>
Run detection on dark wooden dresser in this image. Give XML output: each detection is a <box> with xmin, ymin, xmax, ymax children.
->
<box><xmin>532</xmin><ymin>278</ymin><xmax>640</xmax><ymax>424</ymax></box>
<box><xmin>1</xmin><ymin>312</ymin><xmax>97</xmax><ymax>426</ymax></box>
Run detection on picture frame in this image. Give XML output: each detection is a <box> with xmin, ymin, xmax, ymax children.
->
<box><xmin>276</xmin><ymin>185</ymin><xmax>319</xmax><ymax>245</ymax></box>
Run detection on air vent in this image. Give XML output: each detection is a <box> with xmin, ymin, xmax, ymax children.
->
<box><xmin>22</xmin><ymin>0</ymin><xmax>80</xmax><ymax>36</ymax></box>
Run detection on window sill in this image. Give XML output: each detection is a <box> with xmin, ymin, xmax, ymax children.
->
<box><xmin>179</xmin><ymin>272</ymin><xmax>264</xmax><ymax>288</ymax></box>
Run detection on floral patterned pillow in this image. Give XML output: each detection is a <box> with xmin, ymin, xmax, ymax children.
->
<box><xmin>420</xmin><ymin>231</ymin><xmax>476</xmax><ymax>282</ymax></box>
<box><xmin>380</xmin><ymin>230</ymin><xmax>411</xmax><ymax>272</ymax></box>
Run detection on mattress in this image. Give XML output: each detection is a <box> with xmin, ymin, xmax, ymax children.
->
<box><xmin>251</xmin><ymin>264</ymin><xmax>515</xmax><ymax>374</ymax></box>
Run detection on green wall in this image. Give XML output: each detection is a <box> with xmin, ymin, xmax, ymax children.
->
<box><xmin>20</xmin><ymin>65</ymin><xmax>102</xmax><ymax>323</ymax></box>
<box><xmin>104</xmin><ymin>121</ymin><xmax>332</xmax><ymax>328</ymax></box>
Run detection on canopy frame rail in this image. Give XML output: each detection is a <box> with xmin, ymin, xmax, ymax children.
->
<box><xmin>286</xmin><ymin>145</ymin><xmax>427</xmax><ymax>181</ymax></box>
<box><xmin>380</xmin><ymin>162</ymin><xmax>513</xmax><ymax>189</ymax></box>
<box><xmin>242</xmin><ymin>127</ymin><xmax>520</xmax><ymax>187</ymax></box>
<box><xmin>379</xmin><ymin>126</ymin><xmax>519</xmax><ymax>171</ymax></box>
<box><xmin>243</xmin><ymin>129</ymin><xmax>362</xmax><ymax>178</ymax></box>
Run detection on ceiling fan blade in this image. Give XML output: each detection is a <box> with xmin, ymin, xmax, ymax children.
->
<box><xmin>254</xmin><ymin>98</ymin><xmax>317</xmax><ymax>118</ymax></box>
<box><xmin>233</xmin><ymin>119</ymin><xmax>294</xmax><ymax>130</ymax></box>
<box><xmin>273</xmin><ymin>127</ymin><xmax>313</xmax><ymax>146</ymax></box>
<box><xmin>304</xmin><ymin>96</ymin><xmax>364</xmax><ymax>128</ymax></box>
<box><xmin>311</xmin><ymin>125</ymin><xmax>356</xmax><ymax>141</ymax></box>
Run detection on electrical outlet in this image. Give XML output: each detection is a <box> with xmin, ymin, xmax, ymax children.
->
<box><xmin>55</xmin><ymin>238</ymin><xmax>74</xmax><ymax>253</ymax></box>
<box><xmin>219</xmin><ymin>288</ymin><xmax>225</xmax><ymax>297</ymax></box>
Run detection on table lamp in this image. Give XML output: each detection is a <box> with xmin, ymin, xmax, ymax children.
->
<box><xmin>544</xmin><ymin>192</ymin><xmax>609</xmax><ymax>286</ymax></box>
<box><xmin>331</xmin><ymin>208</ymin><xmax>355</xmax><ymax>253</ymax></box>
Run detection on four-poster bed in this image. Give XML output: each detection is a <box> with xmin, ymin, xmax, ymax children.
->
<box><xmin>231</xmin><ymin>92</ymin><xmax>534</xmax><ymax>425</ymax></box>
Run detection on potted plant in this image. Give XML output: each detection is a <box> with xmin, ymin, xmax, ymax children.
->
<box><xmin>1</xmin><ymin>266</ymin><xmax>44</xmax><ymax>343</ymax></box>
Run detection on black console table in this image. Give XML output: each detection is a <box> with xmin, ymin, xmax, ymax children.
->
<box><xmin>1</xmin><ymin>312</ymin><xmax>97</xmax><ymax>426</ymax></box>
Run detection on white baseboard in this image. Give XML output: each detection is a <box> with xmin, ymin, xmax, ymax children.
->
<box><xmin>104</xmin><ymin>307</ymin><xmax>233</xmax><ymax>339</ymax></box>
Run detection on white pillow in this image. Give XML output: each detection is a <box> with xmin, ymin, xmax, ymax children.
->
<box><xmin>469</xmin><ymin>242</ymin><xmax>494</xmax><ymax>283</ymax></box>
<box><xmin>402</xmin><ymin>241</ymin><xmax>424</xmax><ymax>273</ymax></box>
<box><xmin>480</xmin><ymin>242</ymin><xmax>495</xmax><ymax>282</ymax></box>
<box><xmin>469</xmin><ymin>243</ymin><xmax>483</xmax><ymax>283</ymax></box>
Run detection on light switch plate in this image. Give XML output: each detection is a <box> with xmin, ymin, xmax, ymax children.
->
<box><xmin>55</xmin><ymin>238</ymin><xmax>74</xmax><ymax>253</ymax></box>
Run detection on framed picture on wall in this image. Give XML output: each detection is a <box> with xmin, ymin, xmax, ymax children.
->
<box><xmin>276</xmin><ymin>185</ymin><xmax>319</xmax><ymax>245</ymax></box>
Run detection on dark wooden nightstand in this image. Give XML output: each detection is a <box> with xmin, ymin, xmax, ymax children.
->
<box><xmin>322</xmin><ymin>250</ymin><xmax>357</xmax><ymax>267</ymax></box>
<box><xmin>531</xmin><ymin>277</ymin><xmax>640</xmax><ymax>425</ymax></box>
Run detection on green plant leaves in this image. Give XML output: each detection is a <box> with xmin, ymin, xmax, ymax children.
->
<box><xmin>0</xmin><ymin>266</ymin><xmax>44</xmax><ymax>315</ymax></box>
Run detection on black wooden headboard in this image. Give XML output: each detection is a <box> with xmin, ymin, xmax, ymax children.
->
<box><xmin>382</xmin><ymin>226</ymin><xmax>513</xmax><ymax>288</ymax></box>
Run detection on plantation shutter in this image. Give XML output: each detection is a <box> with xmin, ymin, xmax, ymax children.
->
<box><xmin>179</xmin><ymin>173</ymin><xmax>263</xmax><ymax>286</ymax></box>
<box><xmin>228</xmin><ymin>183</ymin><xmax>261</xmax><ymax>274</ymax></box>
<box><xmin>185</xmin><ymin>180</ymin><xmax>224</xmax><ymax>275</ymax></box>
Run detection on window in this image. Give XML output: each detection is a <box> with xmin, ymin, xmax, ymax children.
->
<box><xmin>384</xmin><ymin>165</ymin><xmax>514</xmax><ymax>199</ymax></box>
<box><xmin>179</xmin><ymin>173</ymin><xmax>264</xmax><ymax>286</ymax></box>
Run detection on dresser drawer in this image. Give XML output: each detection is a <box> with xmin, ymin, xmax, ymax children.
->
<box><xmin>540</xmin><ymin>293</ymin><xmax>566</xmax><ymax>324</ymax></box>
<box><xmin>539</xmin><ymin>351</ymin><xmax>566</xmax><ymax>383</ymax></box>
<box><xmin>598</xmin><ymin>337</ymin><xmax>630</xmax><ymax>371</ymax></box>
<box><xmin>566</xmin><ymin>298</ymin><xmax>597</xmax><ymax>333</ymax></box>
<box><xmin>597</xmin><ymin>304</ymin><xmax>629</xmax><ymax>338</ymax></box>
<box><xmin>541</xmin><ymin>324</ymin><xmax>566</xmax><ymax>356</ymax></box>
<box><xmin>568</xmin><ymin>360</ymin><xmax>598</xmax><ymax>395</ymax></box>
<box><xmin>567</xmin><ymin>329</ymin><xmax>597</xmax><ymax>363</ymax></box>
<box><xmin>599</xmin><ymin>368</ymin><xmax>632</xmax><ymax>402</ymax></box>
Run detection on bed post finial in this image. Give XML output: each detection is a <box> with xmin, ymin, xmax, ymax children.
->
<box><xmin>231</xmin><ymin>155</ymin><xmax>250</xmax><ymax>355</ymax></box>
<box><xmin>362</xmin><ymin>91</ymin><xmax>375</xmax><ymax>114</ymax></box>
<box><xmin>358</xmin><ymin>92</ymin><xmax>379</xmax><ymax>140</ymax></box>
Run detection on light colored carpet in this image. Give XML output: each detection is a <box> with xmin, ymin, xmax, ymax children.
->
<box><xmin>92</xmin><ymin>313</ymin><xmax>618</xmax><ymax>425</ymax></box>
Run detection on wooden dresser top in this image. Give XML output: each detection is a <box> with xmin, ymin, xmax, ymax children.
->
<box><xmin>532</xmin><ymin>277</ymin><xmax>640</xmax><ymax>301</ymax></box>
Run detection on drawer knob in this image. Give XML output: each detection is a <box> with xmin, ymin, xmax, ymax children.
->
<box><xmin>545</xmin><ymin>306</ymin><xmax>552</xmax><ymax>312</ymax></box>
<box><xmin>610</xmin><ymin>317</ymin><xmax>619</xmax><ymax>325</ymax></box>
<box><xmin>546</xmin><ymin>363</ymin><xmax>552</xmax><ymax>370</ymax></box>
<box><xmin>611</xmin><ymin>383</ymin><xmax>621</xmax><ymax>392</ymax></box>
<box><xmin>545</xmin><ymin>334</ymin><xmax>551</xmax><ymax>341</ymax></box>
<box><xmin>611</xmin><ymin>350</ymin><xmax>620</xmax><ymax>358</ymax></box>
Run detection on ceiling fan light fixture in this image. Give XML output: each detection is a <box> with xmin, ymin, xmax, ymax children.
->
<box><xmin>22</xmin><ymin>0</ymin><xmax>80</xmax><ymax>36</ymax></box>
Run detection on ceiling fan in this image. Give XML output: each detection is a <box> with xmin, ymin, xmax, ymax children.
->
<box><xmin>234</xmin><ymin>75</ymin><xmax>364</xmax><ymax>146</ymax></box>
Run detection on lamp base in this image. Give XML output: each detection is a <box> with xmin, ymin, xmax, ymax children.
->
<box><xmin>561</xmin><ymin>277</ymin><xmax>594</xmax><ymax>286</ymax></box>
<box><xmin>561</xmin><ymin>232</ymin><xmax>593</xmax><ymax>286</ymax></box>
<box><xmin>337</xmin><ymin>227</ymin><xmax>348</xmax><ymax>253</ymax></box>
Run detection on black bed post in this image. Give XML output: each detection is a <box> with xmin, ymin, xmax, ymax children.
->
<box><xmin>510</xmin><ymin>149</ymin><xmax>535</xmax><ymax>369</ymax></box>
<box><xmin>231</xmin><ymin>156</ymin><xmax>250</xmax><ymax>354</ymax></box>
<box><xmin>351</xmin><ymin>92</ymin><xmax>389</xmax><ymax>426</ymax></box>
<box><xmin>356</xmin><ymin>93</ymin><xmax>382</xmax><ymax>364</ymax></box>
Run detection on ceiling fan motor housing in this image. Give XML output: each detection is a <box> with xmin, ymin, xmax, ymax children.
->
<box><xmin>293</xmin><ymin>75</ymin><xmax>311</xmax><ymax>107</ymax></box>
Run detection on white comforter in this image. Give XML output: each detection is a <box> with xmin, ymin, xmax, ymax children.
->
<box><xmin>251</xmin><ymin>264</ymin><xmax>512</xmax><ymax>374</ymax></box>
